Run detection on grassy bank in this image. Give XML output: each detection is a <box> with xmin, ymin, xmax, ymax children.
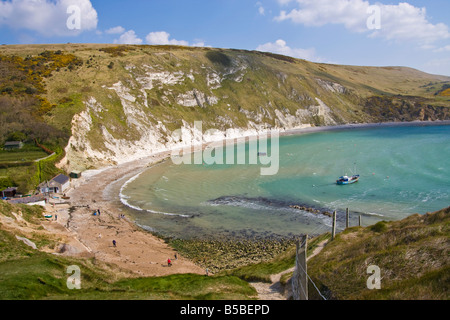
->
<box><xmin>220</xmin><ymin>233</ymin><xmax>331</xmax><ymax>283</ymax></box>
<box><xmin>1</xmin><ymin>200</ymin><xmax>448</xmax><ymax>300</ymax></box>
<box><xmin>307</xmin><ymin>207</ymin><xmax>450</xmax><ymax>300</ymax></box>
<box><xmin>169</xmin><ymin>237</ymin><xmax>298</xmax><ymax>275</ymax></box>
<box><xmin>0</xmin><ymin>201</ymin><xmax>256</xmax><ymax>300</ymax></box>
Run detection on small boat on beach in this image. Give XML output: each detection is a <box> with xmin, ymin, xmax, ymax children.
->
<box><xmin>336</xmin><ymin>174</ymin><xmax>360</xmax><ymax>185</ymax></box>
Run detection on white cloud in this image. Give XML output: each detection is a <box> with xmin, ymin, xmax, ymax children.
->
<box><xmin>256</xmin><ymin>39</ymin><xmax>322</xmax><ymax>62</ymax></box>
<box><xmin>259</xmin><ymin>6</ymin><xmax>265</xmax><ymax>15</ymax></box>
<box><xmin>275</xmin><ymin>0</ymin><xmax>450</xmax><ymax>46</ymax></box>
<box><xmin>434</xmin><ymin>45</ymin><xmax>450</xmax><ymax>53</ymax></box>
<box><xmin>277</xmin><ymin>0</ymin><xmax>293</xmax><ymax>5</ymax></box>
<box><xmin>423</xmin><ymin>57</ymin><xmax>450</xmax><ymax>77</ymax></box>
<box><xmin>0</xmin><ymin>0</ymin><xmax>98</xmax><ymax>37</ymax></box>
<box><xmin>113</xmin><ymin>30</ymin><xmax>143</xmax><ymax>45</ymax></box>
<box><xmin>256</xmin><ymin>2</ymin><xmax>265</xmax><ymax>15</ymax></box>
<box><xmin>192</xmin><ymin>41</ymin><xmax>206</xmax><ymax>47</ymax></box>
<box><xmin>105</xmin><ymin>26</ymin><xmax>125</xmax><ymax>35</ymax></box>
<box><xmin>145</xmin><ymin>31</ymin><xmax>189</xmax><ymax>46</ymax></box>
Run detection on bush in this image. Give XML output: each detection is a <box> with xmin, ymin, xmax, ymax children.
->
<box><xmin>370</xmin><ymin>221</ymin><xmax>388</xmax><ymax>233</ymax></box>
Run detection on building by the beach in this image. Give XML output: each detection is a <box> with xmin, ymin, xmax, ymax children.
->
<box><xmin>3</xmin><ymin>141</ymin><xmax>24</xmax><ymax>150</ymax></box>
<box><xmin>1</xmin><ymin>187</ymin><xmax>17</xmax><ymax>198</ymax></box>
<box><xmin>39</xmin><ymin>174</ymin><xmax>70</xmax><ymax>194</ymax></box>
<box><xmin>8</xmin><ymin>194</ymin><xmax>46</xmax><ymax>207</ymax></box>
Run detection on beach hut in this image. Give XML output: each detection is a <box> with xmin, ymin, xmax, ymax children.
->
<box><xmin>70</xmin><ymin>171</ymin><xmax>82</xmax><ymax>179</ymax></box>
<box><xmin>1</xmin><ymin>187</ymin><xmax>17</xmax><ymax>198</ymax></box>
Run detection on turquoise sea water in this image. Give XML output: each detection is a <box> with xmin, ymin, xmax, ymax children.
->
<box><xmin>121</xmin><ymin>125</ymin><xmax>450</xmax><ymax>239</ymax></box>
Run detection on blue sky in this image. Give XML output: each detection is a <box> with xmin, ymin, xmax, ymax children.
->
<box><xmin>1</xmin><ymin>0</ymin><xmax>450</xmax><ymax>76</ymax></box>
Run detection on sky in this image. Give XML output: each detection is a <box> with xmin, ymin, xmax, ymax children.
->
<box><xmin>0</xmin><ymin>0</ymin><xmax>450</xmax><ymax>76</ymax></box>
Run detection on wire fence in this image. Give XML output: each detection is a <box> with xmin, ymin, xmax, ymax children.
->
<box><xmin>292</xmin><ymin>209</ymin><xmax>363</xmax><ymax>300</ymax></box>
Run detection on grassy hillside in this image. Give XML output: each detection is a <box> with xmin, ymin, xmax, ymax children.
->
<box><xmin>213</xmin><ymin>208</ymin><xmax>449</xmax><ymax>300</ymax></box>
<box><xmin>0</xmin><ymin>43</ymin><xmax>449</xmax><ymax>191</ymax></box>
<box><xmin>308</xmin><ymin>207</ymin><xmax>449</xmax><ymax>300</ymax></box>
<box><xmin>0</xmin><ymin>200</ymin><xmax>256</xmax><ymax>300</ymax></box>
<box><xmin>0</xmin><ymin>200</ymin><xmax>448</xmax><ymax>300</ymax></box>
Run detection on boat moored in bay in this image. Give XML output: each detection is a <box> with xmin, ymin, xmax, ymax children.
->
<box><xmin>336</xmin><ymin>174</ymin><xmax>360</xmax><ymax>185</ymax></box>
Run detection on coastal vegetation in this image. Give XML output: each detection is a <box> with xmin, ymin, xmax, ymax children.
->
<box><xmin>307</xmin><ymin>207</ymin><xmax>450</xmax><ymax>300</ymax></box>
<box><xmin>0</xmin><ymin>44</ymin><xmax>448</xmax><ymax>300</ymax></box>
<box><xmin>0</xmin><ymin>199</ymin><xmax>447</xmax><ymax>300</ymax></box>
<box><xmin>0</xmin><ymin>44</ymin><xmax>449</xmax><ymax>194</ymax></box>
<box><xmin>0</xmin><ymin>201</ymin><xmax>256</xmax><ymax>300</ymax></box>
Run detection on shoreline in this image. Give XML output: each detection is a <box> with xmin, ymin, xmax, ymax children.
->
<box><xmin>57</xmin><ymin>120</ymin><xmax>449</xmax><ymax>276</ymax></box>
<box><xmin>280</xmin><ymin>119</ymin><xmax>450</xmax><ymax>137</ymax></box>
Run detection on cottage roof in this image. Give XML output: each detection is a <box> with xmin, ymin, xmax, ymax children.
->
<box><xmin>1</xmin><ymin>187</ymin><xmax>18</xmax><ymax>192</ymax></box>
<box><xmin>4</xmin><ymin>141</ymin><xmax>22</xmax><ymax>146</ymax></box>
<box><xmin>51</xmin><ymin>174</ymin><xmax>70</xmax><ymax>185</ymax></box>
<box><xmin>8</xmin><ymin>195</ymin><xmax>44</xmax><ymax>205</ymax></box>
<box><xmin>38</xmin><ymin>174</ymin><xmax>70</xmax><ymax>189</ymax></box>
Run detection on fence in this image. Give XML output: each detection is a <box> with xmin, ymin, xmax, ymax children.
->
<box><xmin>291</xmin><ymin>208</ymin><xmax>363</xmax><ymax>300</ymax></box>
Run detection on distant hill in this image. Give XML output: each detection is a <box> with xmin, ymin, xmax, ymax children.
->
<box><xmin>0</xmin><ymin>44</ymin><xmax>449</xmax><ymax>192</ymax></box>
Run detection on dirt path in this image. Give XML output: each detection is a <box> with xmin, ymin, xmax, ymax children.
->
<box><xmin>250</xmin><ymin>239</ymin><xmax>328</xmax><ymax>300</ymax></box>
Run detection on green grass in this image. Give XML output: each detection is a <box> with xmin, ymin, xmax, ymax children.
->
<box><xmin>1</xmin><ymin>201</ymin><xmax>448</xmax><ymax>300</ymax></box>
<box><xmin>0</xmin><ymin>201</ymin><xmax>257</xmax><ymax>300</ymax></box>
<box><xmin>0</xmin><ymin>253</ymin><xmax>256</xmax><ymax>300</ymax></box>
<box><xmin>1</xmin><ymin>43</ymin><xmax>449</xmax><ymax>176</ymax></box>
<box><xmin>307</xmin><ymin>207</ymin><xmax>450</xmax><ymax>300</ymax></box>
<box><xmin>0</xmin><ymin>150</ymin><xmax>48</xmax><ymax>163</ymax></box>
<box><xmin>221</xmin><ymin>233</ymin><xmax>331</xmax><ymax>283</ymax></box>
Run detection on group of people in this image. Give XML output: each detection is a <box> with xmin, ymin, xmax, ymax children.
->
<box><xmin>167</xmin><ymin>253</ymin><xmax>178</xmax><ymax>267</ymax></box>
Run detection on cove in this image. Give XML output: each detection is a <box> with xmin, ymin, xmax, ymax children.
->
<box><xmin>120</xmin><ymin>124</ymin><xmax>450</xmax><ymax>239</ymax></box>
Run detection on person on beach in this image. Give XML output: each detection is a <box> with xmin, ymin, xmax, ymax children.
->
<box><xmin>112</xmin><ymin>240</ymin><xmax>116</xmax><ymax>247</ymax></box>
<box><xmin>168</xmin><ymin>258</ymin><xmax>172</xmax><ymax>267</ymax></box>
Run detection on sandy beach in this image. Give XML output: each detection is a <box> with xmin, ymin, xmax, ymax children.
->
<box><xmin>48</xmin><ymin>151</ymin><xmax>205</xmax><ymax>277</ymax></box>
<box><xmin>43</xmin><ymin>120</ymin><xmax>450</xmax><ymax>277</ymax></box>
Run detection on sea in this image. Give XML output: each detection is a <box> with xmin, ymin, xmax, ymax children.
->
<box><xmin>120</xmin><ymin>124</ymin><xmax>450</xmax><ymax>239</ymax></box>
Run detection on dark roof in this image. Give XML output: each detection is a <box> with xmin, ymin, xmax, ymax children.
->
<box><xmin>8</xmin><ymin>195</ymin><xmax>44</xmax><ymax>204</ymax></box>
<box><xmin>51</xmin><ymin>174</ymin><xmax>70</xmax><ymax>185</ymax></box>
<box><xmin>4</xmin><ymin>141</ymin><xmax>22</xmax><ymax>146</ymax></box>
<box><xmin>1</xmin><ymin>187</ymin><xmax>17</xmax><ymax>192</ymax></box>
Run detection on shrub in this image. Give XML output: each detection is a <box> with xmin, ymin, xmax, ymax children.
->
<box><xmin>370</xmin><ymin>221</ymin><xmax>388</xmax><ymax>233</ymax></box>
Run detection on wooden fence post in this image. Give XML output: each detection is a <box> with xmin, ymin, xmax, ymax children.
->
<box><xmin>298</xmin><ymin>235</ymin><xmax>308</xmax><ymax>300</ymax></box>
<box><xmin>332</xmin><ymin>211</ymin><xmax>337</xmax><ymax>240</ymax></box>
<box><xmin>346</xmin><ymin>208</ymin><xmax>349</xmax><ymax>229</ymax></box>
<box><xmin>293</xmin><ymin>235</ymin><xmax>308</xmax><ymax>300</ymax></box>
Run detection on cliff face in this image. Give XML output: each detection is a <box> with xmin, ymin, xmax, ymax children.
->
<box><xmin>2</xmin><ymin>44</ymin><xmax>448</xmax><ymax>171</ymax></box>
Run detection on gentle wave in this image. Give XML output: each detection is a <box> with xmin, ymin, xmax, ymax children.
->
<box><xmin>120</xmin><ymin>171</ymin><xmax>191</xmax><ymax>218</ymax></box>
<box><xmin>364</xmin><ymin>212</ymin><xmax>385</xmax><ymax>217</ymax></box>
<box><xmin>206</xmin><ymin>195</ymin><xmax>332</xmax><ymax>221</ymax></box>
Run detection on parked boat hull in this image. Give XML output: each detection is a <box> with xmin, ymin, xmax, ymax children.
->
<box><xmin>336</xmin><ymin>175</ymin><xmax>360</xmax><ymax>185</ymax></box>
